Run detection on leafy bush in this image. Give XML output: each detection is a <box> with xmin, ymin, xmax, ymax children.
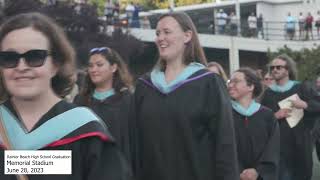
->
<box><xmin>1</xmin><ymin>0</ymin><xmax>153</xmax><ymax>78</ymax></box>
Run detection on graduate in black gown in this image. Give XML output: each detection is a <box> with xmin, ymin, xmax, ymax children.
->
<box><xmin>0</xmin><ymin>13</ymin><xmax>131</xmax><ymax>180</ymax></box>
<box><xmin>308</xmin><ymin>76</ymin><xmax>320</xmax><ymax>161</ymax></box>
<box><xmin>132</xmin><ymin>12</ymin><xmax>238</xmax><ymax>180</ymax></box>
<box><xmin>261</xmin><ymin>54</ymin><xmax>320</xmax><ymax>180</ymax></box>
<box><xmin>228</xmin><ymin>68</ymin><xmax>279</xmax><ymax>180</ymax></box>
<box><xmin>74</xmin><ymin>46</ymin><xmax>133</xmax><ymax>163</ymax></box>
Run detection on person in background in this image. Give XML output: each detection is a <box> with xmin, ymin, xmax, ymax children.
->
<box><xmin>141</xmin><ymin>16</ymin><xmax>151</xmax><ymax>29</ymax></box>
<box><xmin>285</xmin><ymin>12</ymin><xmax>296</xmax><ymax>40</ymax></box>
<box><xmin>216</xmin><ymin>9</ymin><xmax>228</xmax><ymax>35</ymax></box>
<box><xmin>298</xmin><ymin>12</ymin><xmax>305</xmax><ymax>40</ymax></box>
<box><xmin>228</xmin><ymin>68</ymin><xmax>279</xmax><ymax>180</ymax></box>
<box><xmin>261</xmin><ymin>54</ymin><xmax>320</xmax><ymax>180</ymax></box>
<box><xmin>257</xmin><ymin>13</ymin><xmax>264</xmax><ymax>39</ymax></box>
<box><xmin>305</xmin><ymin>12</ymin><xmax>314</xmax><ymax>40</ymax></box>
<box><xmin>207</xmin><ymin>61</ymin><xmax>228</xmax><ymax>82</ymax></box>
<box><xmin>248</xmin><ymin>12</ymin><xmax>257</xmax><ymax>37</ymax></box>
<box><xmin>132</xmin><ymin>12</ymin><xmax>238</xmax><ymax>180</ymax></box>
<box><xmin>263</xmin><ymin>72</ymin><xmax>275</xmax><ymax>87</ymax></box>
<box><xmin>73</xmin><ymin>46</ymin><xmax>133</xmax><ymax>164</ymax></box>
<box><xmin>311</xmin><ymin>76</ymin><xmax>320</xmax><ymax>161</ymax></box>
<box><xmin>0</xmin><ymin>12</ymin><xmax>132</xmax><ymax>180</ymax></box>
<box><xmin>64</xmin><ymin>72</ymin><xmax>79</xmax><ymax>103</ymax></box>
<box><xmin>229</xmin><ymin>12</ymin><xmax>238</xmax><ymax>36</ymax></box>
<box><xmin>125</xmin><ymin>1</ymin><xmax>135</xmax><ymax>27</ymax></box>
<box><xmin>113</xmin><ymin>2</ymin><xmax>120</xmax><ymax>25</ymax></box>
<box><xmin>315</xmin><ymin>11</ymin><xmax>320</xmax><ymax>39</ymax></box>
<box><xmin>104</xmin><ymin>0</ymin><xmax>114</xmax><ymax>26</ymax></box>
<box><xmin>131</xmin><ymin>2</ymin><xmax>141</xmax><ymax>28</ymax></box>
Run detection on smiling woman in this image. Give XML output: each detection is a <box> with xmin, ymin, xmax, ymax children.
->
<box><xmin>0</xmin><ymin>12</ymin><xmax>132</xmax><ymax>180</ymax></box>
<box><xmin>227</xmin><ymin>68</ymin><xmax>279</xmax><ymax>180</ymax></box>
<box><xmin>132</xmin><ymin>12</ymin><xmax>238</xmax><ymax>180</ymax></box>
<box><xmin>73</xmin><ymin>46</ymin><xmax>134</xmax><ymax>164</ymax></box>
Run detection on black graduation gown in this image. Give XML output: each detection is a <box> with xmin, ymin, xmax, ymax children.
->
<box><xmin>0</xmin><ymin>100</ymin><xmax>132</xmax><ymax>180</ymax></box>
<box><xmin>261</xmin><ymin>83</ymin><xmax>319</xmax><ymax>180</ymax></box>
<box><xmin>73</xmin><ymin>90</ymin><xmax>132</xmax><ymax>163</ymax></box>
<box><xmin>233</xmin><ymin>106</ymin><xmax>280</xmax><ymax>180</ymax></box>
<box><xmin>302</xmin><ymin>81</ymin><xmax>320</xmax><ymax>161</ymax></box>
<box><xmin>132</xmin><ymin>69</ymin><xmax>239</xmax><ymax>180</ymax></box>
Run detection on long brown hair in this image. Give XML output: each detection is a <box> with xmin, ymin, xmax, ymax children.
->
<box><xmin>156</xmin><ymin>12</ymin><xmax>207</xmax><ymax>70</ymax></box>
<box><xmin>80</xmin><ymin>47</ymin><xmax>133</xmax><ymax>105</ymax></box>
<box><xmin>207</xmin><ymin>61</ymin><xmax>228</xmax><ymax>82</ymax></box>
<box><xmin>273</xmin><ymin>54</ymin><xmax>297</xmax><ymax>80</ymax></box>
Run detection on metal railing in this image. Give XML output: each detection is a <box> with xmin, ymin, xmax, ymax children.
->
<box><xmin>195</xmin><ymin>19</ymin><xmax>320</xmax><ymax>41</ymax></box>
<box><xmin>100</xmin><ymin>14</ymin><xmax>320</xmax><ymax>41</ymax></box>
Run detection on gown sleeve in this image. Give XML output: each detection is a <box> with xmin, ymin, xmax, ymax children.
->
<box><xmin>83</xmin><ymin>137</ymin><xmax>133</xmax><ymax>180</ymax></box>
<box><xmin>256</xmin><ymin>112</ymin><xmax>280</xmax><ymax>180</ymax></box>
<box><xmin>128</xmin><ymin>81</ymin><xmax>144</xmax><ymax>178</ymax></box>
<box><xmin>298</xmin><ymin>81</ymin><xmax>320</xmax><ymax>113</ymax></box>
<box><xmin>207</xmin><ymin>75</ymin><xmax>239</xmax><ymax>180</ymax></box>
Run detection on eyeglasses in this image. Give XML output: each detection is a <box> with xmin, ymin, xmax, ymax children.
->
<box><xmin>89</xmin><ymin>47</ymin><xmax>108</xmax><ymax>55</ymax></box>
<box><xmin>269</xmin><ymin>65</ymin><xmax>286</xmax><ymax>71</ymax></box>
<box><xmin>227</xmin><ymin>79</ymin><xmax>245</xmax><ymax>85</ymax></box>
<box><xmin>0</xmin><ymin>49</ymin><xmax>50</xmax><ymax>68</ymax></box>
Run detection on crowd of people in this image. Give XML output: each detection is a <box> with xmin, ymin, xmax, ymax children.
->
<box><xmin>286</xmin><ymin>11</ymin><xmax>320</xmax><ymax>40</ymax></box>
<box><xmin>214</xmin><ymin>9</ymin><xmax>264</xmax><ymax>38</ymax></box>
<box><xmin>213</xmin><ymin>9</ymin><xmax>320</xmax><ymax>40</ymax></box>
<box><xmin>0</xmin><ymin>10</ymin><xmax>320</xmax><ymax>180</ymax></box>
<box><xmin>104</xmin><ymin>0</ymin><xmax>151</xmax><ymax>30</ymax></box>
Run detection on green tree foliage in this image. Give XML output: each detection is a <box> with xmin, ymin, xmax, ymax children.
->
<box><xmin>153</xmin><ymin>0</ymin><xmax>216</xmax><ymax>9</ymax></box>
<box><xmin>1</xmin><ymin>0</ymin><xmax>153</xmax><ymax>78</ymax></box>
<box><xmin>175</xmin><ymin>0</ymin><xmax>209</xmax><ymax>7</ymax></box>
<box><xmin>267</xmin><ymin>45</ymin><xmax>320</xmax><ymax>81</ymax></box>
<box><xmin>140</xmin><ymin>0</ymin><xmax>157</xmax><ymax>10</ymax></box>
<box><xmin>88</xmin><ymin>0</ymin><xmax>105</xmax><ymax>16</ymax></box>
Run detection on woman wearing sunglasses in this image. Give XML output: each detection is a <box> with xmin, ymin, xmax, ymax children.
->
<box><xmin>227</xmin><ymin>68</ymin><xmax>279</xmax><ymax>180</ymax></box>
<box><xmin>132</xmin><ymin>12</ymin><xmax>238</xmax><ymax>180</ymax></box>
<box><xmin>73</xmin><ymin>46</ymin><xmax>133</xmax><ymax>164</ymax></box>
<box><xmin>0</xmin><ymin>13</ymin><xmax>131</xmax><ymax>180</ymax></box>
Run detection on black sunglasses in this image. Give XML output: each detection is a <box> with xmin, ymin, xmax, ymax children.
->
<box><xmin>89</xmin><ymin>47</ymin><xmax>109</xmax><ymax>55</ymax></box>
<box><xmin>269</xmin><ymin>65</ymin><xmax>286</xmax><ymax>71</ymax></box>
<box><xmin>0</xmin><ymin>49</ymin><xmax>51</xmax><ymax>68</ymax></box>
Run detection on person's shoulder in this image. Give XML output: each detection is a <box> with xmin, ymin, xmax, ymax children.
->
<box><xmin>187</xmin><ymin>69</ymin><xmax>222</xmax><ymax>83</ymax></box>
<box><xmin>136</xmin><ymin>72</ymin><xmax>151</xmax><ymax>85</ymax></box>
<box><xmin>73</xmin><ymin>94</ymin><xmax>86</xmax><ymax>105</ymax></box>
<box><xmin>115</xmin><ymin>89</ymin><xmax>132</xmax><ymax>104</ymax></box>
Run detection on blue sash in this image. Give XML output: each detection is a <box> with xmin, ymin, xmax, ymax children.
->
<box><xmin>0</xmin><ymin>105</ymin><xmax>105</xmax><ymax>150</ymax></box>
<box><xmin>93</xmin><ymin>88</ymin><xmax>115</xmax><ymax>100</ymax></box>
<box><xmin>231</xmin><ymin>100</ymin><xmax>261</xmax><ymax>117</ymax></box>
<box><xmin>269</xmin><ymin>80</ymin><xmax>299</xmax><ymax>92</ymax></box>
<box><xmin>150</xmin><ymin>62</ymin><xmax>205</xmax><ymax>94</ymax></box>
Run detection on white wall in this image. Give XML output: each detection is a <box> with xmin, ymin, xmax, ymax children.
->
<box><xmin>257</xmin><ymin>2</ymin><xmax>274</xmax><ymax>22</ymax></box>
<box><xmin>129</xmin><ymin>28</ymin><xmax>320</xmax><ymax>52</ymax></box>
<box><xmin>255</xmin><ymin>1</ymin><xmax>320</xmax><ymax>40</ymax></box>
<box><xmin>257</xmin><ymin>1</ymin><xmax>319</xmax><ymax>22</ymax></box>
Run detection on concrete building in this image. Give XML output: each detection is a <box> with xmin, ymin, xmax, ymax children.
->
<box><xmin>129</xmin><ymin>0</ymin><xmax>320</xmax><ymax>74</ymax></box>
